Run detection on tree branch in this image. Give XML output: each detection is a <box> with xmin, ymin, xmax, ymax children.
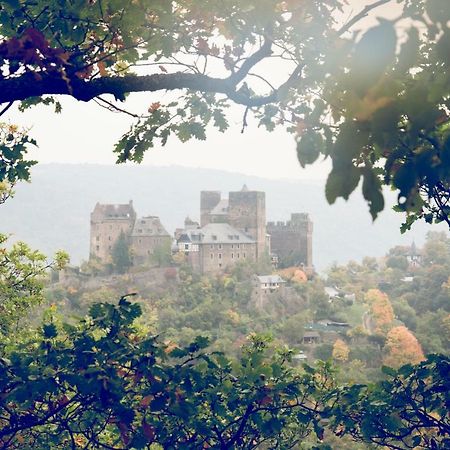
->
<box><xmin>0</xmin><ymin>101</ymin><xmax>14</xmax><ymax>117</ymax></box>
<box><xmin>0</xmin><ymin>72</ymin><xmax>236</xmax><ymax>104</ymax></box>
<box><xmin>228</xmin><ymin>35</ymin><xmax>273</xmax><ymax>85</ymax></box>
<box><xmin>0</xmin><ymin>59</ymin><xmax>303</xmax><ymax>110</ymax></box>
<box><xmin>337</xmin><ymin>0</ymin><xmax>392</xmax><ymax>36</ymax></box>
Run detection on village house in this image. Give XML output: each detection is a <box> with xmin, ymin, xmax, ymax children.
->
<box><xmin>252</xmin><ymin>274</ymin><xmax>286</xmax><ymax>308</ymax></box>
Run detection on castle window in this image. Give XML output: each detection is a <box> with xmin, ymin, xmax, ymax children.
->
<box><xmin>184</xmin><ymin>244</ymin><xmax>189</xmax><ymax>250</ymax></box>
<box><xmin>96</xmin><ymin>245</ymin><xmax>99</xmax><ymax>251</ymax></box>
<box><xmin>210</xmin><ymin>245</ymin><xmax>214</xmax><ymax>249</ymax></box>
<box><xmin>139</xmin><ymin>239</ymin><xmax>142</xmax><ymax>244</ymax></box>
<box><xmin>219</xmin><ymin>263</ymin><xmax>222</xmax><ymax>268</ymax></box>
<box><xmin>210</xmin><ymin>253</ymin><xmax>214</xmax><ymax>259</ymax></box>
<box><xmin>96</xmin><ymin>236</ymin><xmax>100</xmax><ymax>241</ymax></box>
<box><xmin>237</xmin><ymin>244</ymin><xmax>240</xmax><ymax>249</ymax></box>
<box><xmin>231</xmin><ymin>253</ymin><xmax>234</xmax><ymax>259</ymax></box>
<box><xmin>212</xmin><ymin>235</ymin><xmax>217</xmax><ymax>241</ymax></box>
<box><xmin>231</xmin><ymin>244</ymin><xmax>234</xmax><ymax>249</ymax></box>
<box><xmin>108</xmin><ymin>236</ymin><xmax>111</xmax><ymax>241</ymax></box>
<box><xmin>218</xmin><ymin>244</ymin><xmax>222</xmax><ymax>249</ymax></box>
<box><xmin>243</xmin><ymin>253</ymin><xmax>246</xmax><ymax>258</ymax></box>
<box><xmin>235</xmin><ymin>235</ymin><xmax>240</xmax><ymax>240</ymax></box>
<box><xmin>218</xmin><ymin>253</ymin><xmax>222</xmax><ymax>259</ymax></box>
<box><xmin>138</xmin><ymin>229</ymin><xmax>143</xmax><ymax>233</ymax></box>
<box><xmin>237</xmin><ymin>253</ymin><xmax>240</xmax><ymax>258</ymax></box>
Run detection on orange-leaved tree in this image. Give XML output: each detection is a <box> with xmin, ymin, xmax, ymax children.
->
<box><xmin>383</xmin><ymin>325</ymin><xmax>425</xmax><ymax>369</ymax></box>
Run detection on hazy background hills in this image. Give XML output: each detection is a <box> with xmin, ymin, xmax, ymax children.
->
<box><xmin>0</xmin><ymin>164</ymin><xmax>445</xmax><ymax>271</ymax></box>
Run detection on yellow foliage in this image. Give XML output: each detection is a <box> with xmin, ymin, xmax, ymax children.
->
<box><xmin>332</xmin><ymin>338</ymin><xmax>350</xmax><ymax>362</ymax></box>
<box><xmin>226</xmin><ymin>309</ymin><xmax>240</xmax><ymax>326</ymax></box>
<box><xmin>366</xmin><ymin>289</ymin><xmax>394</xmax><ymax>335</ymax></box>
<box><xmin>277</xmin><ymin>267</ymin><xmax>307</xmax><ymax>283</ymax></box>
<box><xmin>383</xmin><ymin>326</ymin><xmax>425</xmax><ymax>369</ymax></box>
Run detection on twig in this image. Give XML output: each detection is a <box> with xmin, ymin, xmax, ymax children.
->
<box><xmin>241</xmin><ymin>106</ymin><xmax>250</xmax><ymax>133</ymax></box>
<box><xmin>0</xmin><ymin>101</ymin><xmax>14</xmax><ymax>117</ymax></box>
<box><xmin>95</xmin><ymin>96</ymin><xmax>141</xmax><ymax>118</ymax></box>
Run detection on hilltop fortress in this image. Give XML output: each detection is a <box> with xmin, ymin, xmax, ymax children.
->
<box><xmin>90</xmin><ymin>201</ymin><xmax>171</xmax><ymax>266</ymax></box>
<box><xmin>90</xmin><ymin>186</ymin><xmax>313</xmax><ymax>274</ymax></box>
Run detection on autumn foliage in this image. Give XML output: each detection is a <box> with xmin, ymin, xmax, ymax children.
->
<box><xmin>383</xmin><ymin>326</ymin><xmax>425</xmax><ymax>369</ymax></box>
<box><xmin>277</xmin><ymin>267</ymin><xmax>307</xmax><ymax>284</ymax></box>
<box><xmin>365</xmin><ymin>289</ymin><xmax>394</xmax><ymax>335</ymax></box>
<box><xmin>332</xmin><ymin>339</ymin><xmax>350</xmax><ymax>362</ymax></box>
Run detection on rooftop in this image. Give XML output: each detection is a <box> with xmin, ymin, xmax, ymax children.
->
<box><xmin>131</xmin><ymin>216</ymin><xmax>169</xmax><ymax>237</ymax></box>
<box><xmin>178</xmin><ymin>223</ymin><xmax>255</xmax><ymax>245</ymax></box>
<box><xmin>210</xmin><ymin>198</ymin><xmax>229</xmax><ymax>216</ymax></box>
<box><xmin>256</xmin><ymin>275</ymin><xmax>285</xmax><ymax>284</ymax></box>
<box><xmin>93</xmin><ymin>201</ymin><xmax>135</xmax><ymax>219</ymax></box>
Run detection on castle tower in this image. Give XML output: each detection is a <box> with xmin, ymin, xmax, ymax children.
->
<box><xmin>228</xmin><ymin>185</ymin><xmax>266</xmax><ymax>258</ymax></box>
<box><xmin>267</xmin><ymin>213</ymin><xmax>313</xmax><ymax>268</ymax></box>
<box><xmin>200</xmin><ymin>191</ymin><xmax>221</xmax><ymax>226</ymax></box>
<box><xmin>290</xmin><ymin>213</ymin><xmax>313</xmax><ymax>268</ymax></box>
<box><xmin>90</xmin><ymin>201</ymin><xmax>136</xmax><ymax>262</ymax></box>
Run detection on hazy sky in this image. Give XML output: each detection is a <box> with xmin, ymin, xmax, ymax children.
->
<box><xmin>7</xmin><ymin>0</ymin><xmax>404</xmax><ymax>181</ymax></box>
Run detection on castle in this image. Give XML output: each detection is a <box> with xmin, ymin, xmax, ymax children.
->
<box><xmin>174</xmin><ymin>185</ymin><xmax>265</xmax><ymax>273</ymax></box>
<box><xmin>89</xmin><ymin>186</ymin><xmax>313</xmax><ymax>274</ymax></box>
<box><xmin>90</xmin><ymin>201</ymin><xmax>171</xmax><ymax>265</ymax></box>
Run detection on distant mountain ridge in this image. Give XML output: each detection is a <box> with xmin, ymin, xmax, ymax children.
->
<box><xmin>0</xmin><ymin>164</ymin><xmax>445</xmax><ymax>271</ymax></box>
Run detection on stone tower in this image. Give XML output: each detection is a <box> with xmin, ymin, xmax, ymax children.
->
<box><xmin>90</xmin><ymin>201</ymin><xmax>136</xmax><ymax>262</ymax></box>
<box><xmin>228</xmin><ymin>185</ymin><xmax>266</xmax><ymax>258</ymax></box>
<box><xmin>291</xmin><ymin>213</ymin><xmax>313</xmax><ymax>268</ymax></box>
<box><xmin>200</xmin><ymin>191</ymin><xmax>221</xmax><ymax>227</ymax></box>
<box><xmin>267</xmin><ymin>213</ymin><xmax>313</xmax><ymax>268</ymax></box>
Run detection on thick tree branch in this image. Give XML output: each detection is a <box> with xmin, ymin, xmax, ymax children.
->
<box><xmin>0</xmin><ymin>72</ymin><xmax>235</xmax><ymax>104</ymax></box>
<box><xmin>0</xmin><ymin>59</ymin><xmax>303</xmax><ymax>109</ymax></box>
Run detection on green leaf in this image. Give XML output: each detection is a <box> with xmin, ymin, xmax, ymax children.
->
<box><xmin>150</xmin><ymin>395</ymin><xmax>167</xmax><ymax>412</ymax></box>
<box><xmin>362</xmin><ymin>167</ymin><xmax>385</xmax><ymax>220</ymax></box>
<box><xmin>381</xmin><ymin>366</ymin><xmax>397</xmax><ymax>377</ymax></box>
<box><xmin>350</xmin><ymin>20</ymin><xmax>397</xmax><ymax>95</ymax></box>
<box><xmin>393</xmin><ymin>162</ymin><xmax>417</xmax><ymax>197</ymax></box>
<box><xmin>43</xmin><ymin>323</ymin><xmax>58</xmax><ymax>339</ymax></box>
<box><xmin>325</xmin><ymin>165</ymin><xmax>361</xmax><ymax>204</ymax></box>
<box><xmin>297</xmin><ymin>130</ymin><xmax>323</xmax><ymax>167</ymax></box>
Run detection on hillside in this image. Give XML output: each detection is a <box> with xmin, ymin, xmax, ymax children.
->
<box><xmin>0</xmin><ymin>164</ymin><xmax>445</xmax><ymax>270</ymax></box>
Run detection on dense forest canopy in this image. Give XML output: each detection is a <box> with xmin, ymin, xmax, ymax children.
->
<box><xmin>1</xmin><ymin>0</ymin><xmax>450</xmax><ymax>227</ymax></box>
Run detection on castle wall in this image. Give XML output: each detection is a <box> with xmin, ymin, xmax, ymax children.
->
<box><xmin>267</xmin><ymin>213</ymin><xmax>313</xmax><ymax>267</ymax></box>
<box><xmin>198</xmin><ymin>242</ymin><xmax>257</xmax><ymax>273</ymax></box>
<box><xmin>90</xmin><ymin>219</ymin><xmax>134</xmax><ymax>263</ymax></box>
<box><xmin>130</xmin><ymin>235</ymin><xmax>171</xmax><ymax>265</ymax></box>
